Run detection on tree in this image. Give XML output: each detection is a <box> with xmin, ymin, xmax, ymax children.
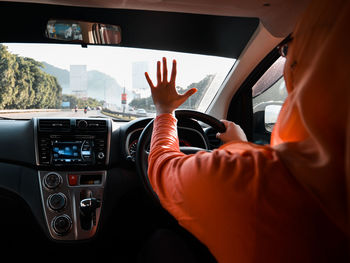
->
<box><xmin>128</xmin><ymin>97</ymin><xmax>154</xmax><ymax>111</ymax></box>
<box><xmin>61</xmin><ymin>94</ymin><xmax>103</xmax><ymax>109</ymax></box>
<box><xmin>0</xmin><ymin>45</ymin><xmax>16</xmax><ymax>108</ymax></box>
<box><xmin>0</xmin><ymin>44</ymin><xmax>62</xmax><ymax>110</ymax></box>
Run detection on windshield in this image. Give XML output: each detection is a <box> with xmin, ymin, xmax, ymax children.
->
<box><xmin>0</xmin><ymin>43</ymin><xmax>234</xmax><ymax>120</ymax></box>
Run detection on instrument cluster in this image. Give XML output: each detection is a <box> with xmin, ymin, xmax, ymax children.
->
<box><xmin>126</xmin><ymin>126</ymin><xmax>208</xmax><ymax>162</ymax></box>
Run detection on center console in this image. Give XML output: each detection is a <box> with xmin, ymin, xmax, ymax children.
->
<box><xmin>34</xmin><ymin>118</ymin><xmax>111</xmax><ymax>241</ymax></box>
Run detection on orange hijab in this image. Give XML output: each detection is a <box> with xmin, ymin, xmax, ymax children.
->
<box><xmin>271</xmin><ymin>0</ymin><xmax>350</xmax><ymax>236</ymax></box>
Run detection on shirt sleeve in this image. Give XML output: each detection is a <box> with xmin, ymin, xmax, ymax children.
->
<box><xmin>147</xmin><ymin>113</ymin><xmax>333</xmax><ymax>263</ymax></box>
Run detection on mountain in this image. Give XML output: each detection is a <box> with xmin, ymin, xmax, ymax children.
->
<box><xmin>87</xmin><ymin>70</ymin><xmax>122</xmax><ymax>103</ymax></box>
<box><xmin>40</xmin><ymin>62</ymin><xmax>69</xmax><ymax>93</ymax></box>
<box><xmin>40</xmin><ymin>62</ymin><xmax>131</xmax><ymax>107</ymax></box>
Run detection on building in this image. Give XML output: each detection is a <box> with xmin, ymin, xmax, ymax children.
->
<box><xmin>70</xmin><ymin>65</ymin><xmax>87</xmax><ymax>99</ymax></box>
<box><xmin>132</xmin><ymin>61</ymin><xmax>149</xmax><ymax>97</ymax></box>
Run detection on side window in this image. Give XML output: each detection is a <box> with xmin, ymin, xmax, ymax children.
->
<box><xmin>252</xmin><ymin>56</ymin><xmax>287</xmax><ymax>144</ymax></box>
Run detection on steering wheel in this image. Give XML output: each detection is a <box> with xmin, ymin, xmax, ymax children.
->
<box><xmin>136</xmin><ymin>110</ymin><xmax>226</xmax><ymax>202</ymax></box>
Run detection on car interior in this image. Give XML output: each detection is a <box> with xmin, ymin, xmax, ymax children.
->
<box><xmin>0</xmin><ymin>0</ymin><xmax>311</xmax><ymax>261</ymax></box>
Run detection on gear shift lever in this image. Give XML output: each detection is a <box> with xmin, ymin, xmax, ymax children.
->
<box><xmin>80</xmin><ymin>197</ymin><xmax>101</xmax><ymax>230</ymax></box>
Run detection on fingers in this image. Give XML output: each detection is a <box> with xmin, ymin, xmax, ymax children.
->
<box><xmin>170</xmin><ymin>59</ymin><xmax>177</xmax><ymax>84</ymax></box>
<box><xmin>220</xmin><ymin>120</ymin><xmax>230</xmax><ymax>128</ymax></box>
<box><xmin>182</xmin><ymin>88</ymin><xmax>197</xmax><ymax>99</ymax></box>
<box><xmin>162</xmin><ymin>57</ymin><xmax>168</xmax><ymax>82</ymax></box>
<box><xmin>216</xmin><ymin>120</ymin><xmax>230</xmax><ymax>140</ymax></box>
<box><xmin>156</xmin><ymin>60</ymin><xmax>161</xmax><ymax>86</ymax></box>
<box><xmin>150</xmin><ymin>58</ymin><xmax>176</xmax><ymax>87</ymax></box>
<box><xmin>144</xmin><ymin>72</ymin><xmax>154</xmax><ymax>89</ymax></box>
<box><xmin>216</xmin><ymin>130</ymin><xmax>227</xmax><ymax>141</ymax></box>
<box><xmin>215</xmin><ymin>120</ymin><xmax>248</xmax><ymax>142</ymax></box>
<box><xmin>179</xmin><ymin>88</ymin><xmax>197</xmax><ymax>105</ymax></box>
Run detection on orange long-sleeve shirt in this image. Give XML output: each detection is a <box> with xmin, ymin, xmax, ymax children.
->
<box><xmin>147</xmin><ymin>0</ymin><xmax>350</xmax><ymax>261</ymax></box>
<box><xmin>148</xmin><ymin>114</ymin><xmax>347</xmax><ymax>262</ymax></box>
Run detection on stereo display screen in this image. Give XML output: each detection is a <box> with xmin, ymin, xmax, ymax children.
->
<box><xmin>52</xmin><ymin>140</ymin><xmax>92</xmax><ymax>164</ymax></box>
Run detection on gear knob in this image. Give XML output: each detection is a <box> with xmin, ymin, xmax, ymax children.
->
<box><xmin>80</xmin><ymin>197</ymin><xmax>101</xmax><ymax>217</ymax></box>
<box><xmin>80</xmin><ymin>197</ymin><xmax>101</xmax><ymax>230</ymax></box>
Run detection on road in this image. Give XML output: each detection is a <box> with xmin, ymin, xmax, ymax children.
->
<box><xmin>0</xmin><ymin>110</ymin><xmax>107</xmax><ymax>119</ymax></box>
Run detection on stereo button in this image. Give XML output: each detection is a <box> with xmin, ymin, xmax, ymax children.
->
<box><xmin>68</xmin><ymin>174</ymin><xmax>78</xmax><ymax>186</ymax></box>
<box><xmin>97</xmin><ymin>152</ymin><xmax>105</xmax><ymax>159</ymax></box>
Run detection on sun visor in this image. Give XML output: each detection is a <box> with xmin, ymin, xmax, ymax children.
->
<box><xmin>0</xmin><ymin>2</ymin><xmax>259</xmax><ymax>58</ymax></box>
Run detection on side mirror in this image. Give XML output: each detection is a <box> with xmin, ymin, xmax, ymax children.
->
<box><xmin>45</xmin><ymin>20</ymin><xmax>122</xmax><ymax>45</ymax></box>
<box><xmin>264</xmin><ymin>104</ymin><xmax>282</xmax><ymax>132</ymax></box>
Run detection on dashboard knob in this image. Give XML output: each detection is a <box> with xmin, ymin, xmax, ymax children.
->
<box><xmin>52</xmin><ymin>215</ymin><xmax>72</xmax><ymax>235</ymax></box>
<box><xmin>97</xmin><ymin>152</ymin><xmax>105</xmax><ymax>159</ymax></box>
<box><xmin>44</xmin><ymin>173</ymin><xmax>62</xmax><ymax>189</ymax></box>
<box><xmin>48</xmin><ymin>193</ymin><xmax>66</xmax><ymax>211</ymax></box>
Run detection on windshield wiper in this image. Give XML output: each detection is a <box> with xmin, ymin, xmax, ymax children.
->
<box><xmin>89</xmin><ymin>115</ymin><xmax>130</xmax><ymax>122</ymax></box>
<box><xmin>0</xmin><ymin>116</ymin><xmax>29</xmax><ymax>120</ymax></box>
<box><xmin>111</xmin><ymin>118</ymin><xmax>130</xmax><ymax>122</ymax></box>
<box><xmin>88</xmin><ymin>115</ymin><xmax>108</xmax><ymax>118</ymax></box>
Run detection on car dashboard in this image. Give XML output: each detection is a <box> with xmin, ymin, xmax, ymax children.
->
<box><xmin>0</xmin><ymin>116</ymin><xmax>217</xmax><ymax>243</ymax></box>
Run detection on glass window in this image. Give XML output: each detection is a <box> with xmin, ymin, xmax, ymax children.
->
<box><xmin>252</xmin><ymin>56</ymin><xmax>286</xmax><ymax>108</ymax></box>
<box><xmin>0</xmin><ymin>43</ymin><xmax>235</xmax><ymax>120</ymax></box>
<box><xmin>253</xmin><ymin>76</ymin><xmax>287</xmax><ymax>111</ymax></box>
<box><xmin>252</xmin><ymin>56</ymin><xmax>287</xmax><ymax>144</ymax></box>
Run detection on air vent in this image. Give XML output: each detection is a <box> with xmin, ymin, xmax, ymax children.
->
<box><xmin>39</xmin><ymin>119</ymin><xmax>71</xmax><ymax>131</ymax></box>
<box><xmin>76</xmin><ymin>120</ymin><xmax>107</xmax><ymax>131</ymax></box>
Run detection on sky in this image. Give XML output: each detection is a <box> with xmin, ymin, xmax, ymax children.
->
<box><xmin>5</xmin><ymin>43</ymin><xmax>234</xmax><ymax>98</ymax></box>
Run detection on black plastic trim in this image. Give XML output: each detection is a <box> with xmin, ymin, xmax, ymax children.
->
<box><xmin>0</xmin><ymin>1</ymin><xmax>259</xmax><ymax>59</ymax></box>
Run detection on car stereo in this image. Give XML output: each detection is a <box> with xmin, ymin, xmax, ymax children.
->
<box><xmin>35</xmin><ymin>118</ymin><xmax>111</xmax><ymax>167</ymax></box>
<box><xmin>51</xmin><ymin>139</ymin><xmax>94</xmax><ymax>164</ymax></box>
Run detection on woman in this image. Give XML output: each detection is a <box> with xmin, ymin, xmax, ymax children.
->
<box><xmin>145</xmin><ymin>0</ymin><xmax>349</xmax><ymax>261</ymax></box>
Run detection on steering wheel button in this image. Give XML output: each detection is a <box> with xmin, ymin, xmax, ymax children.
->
<box><xmin>68</xmin><ymin>174</ymin><xmax>78</xmax><ymax>186</ymax></box>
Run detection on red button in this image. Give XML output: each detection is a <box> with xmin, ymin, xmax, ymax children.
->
<box><xmin>68</xmin><ymin>174</ymin><xmax>78</xmax><ymax>186</ymax></box>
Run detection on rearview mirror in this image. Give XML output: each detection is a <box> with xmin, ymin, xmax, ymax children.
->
<box><xmin>264</xmin><ymin>104</ymin><xmax>282</xmax><ymax>132</ymax></box>
<box><xmin>45</xmin><ymin>20</ymin><xmax>122</xmax><ymax>45</ymax></box>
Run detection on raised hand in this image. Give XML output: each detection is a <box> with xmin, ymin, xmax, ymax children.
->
<box><xmin>145</xmin><ymin>57</ymin><xmax>197</xmax><ymax>115</ymax></box>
